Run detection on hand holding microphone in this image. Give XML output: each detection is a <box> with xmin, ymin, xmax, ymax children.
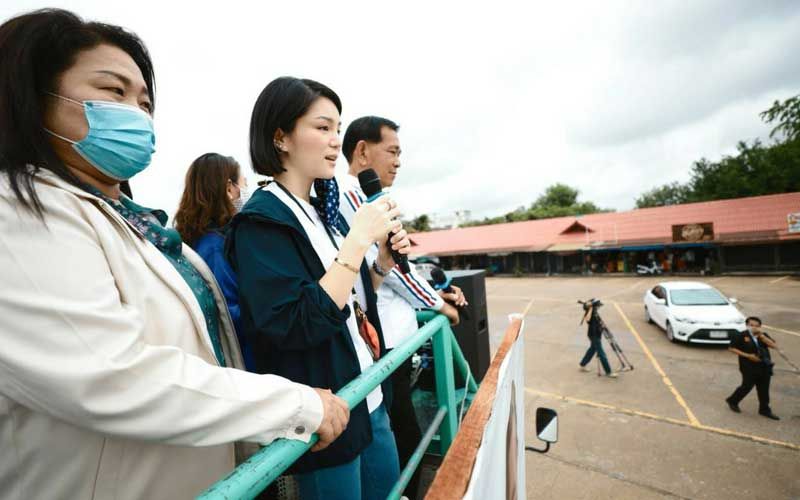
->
<box><xmin>431</xmin><ymin>267</ymin><xmax>471</xmax><ymax>321</ymax></box>
<box><xmin>349</xmin><ymin>195</ymin><xmax>403</xmax><ymax>246</ymax></box>
<box><xmin>358</xmin><ymin>168</ymin><xmax>412</xmax><ymax>274</ymax></box>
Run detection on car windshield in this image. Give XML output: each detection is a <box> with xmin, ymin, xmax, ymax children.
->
<box><xmin>669</xmin><ymin>289</ymin><xmax>728</xmax><ymax>306</ymax></box>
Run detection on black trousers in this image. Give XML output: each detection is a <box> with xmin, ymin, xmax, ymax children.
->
<box><xmin>387</xmin><ymin>353</ymin><xmax>423</xmax><ymax>500</ymax></box>
<box><xmin>728</xmin><ymin>369</ymin><xmax>772</xmax><ymax>413</ymax></box>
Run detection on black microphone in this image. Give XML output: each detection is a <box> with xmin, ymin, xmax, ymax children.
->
<box><xmin>357</xmin><ymin>168</ymin><xmax>411</xmax><ymax>274</ymax></box>
<box><xmin>430</xmin><ymin>267</ymin><xmax>470</xmax><ymax>320</ymax></box>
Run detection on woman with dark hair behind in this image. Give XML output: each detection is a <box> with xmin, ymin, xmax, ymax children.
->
<box><xmin>227</xmin><ymin>76</ymin><xmax>411</xmax><ymax>499</ymax></box>
<box><xmin>175</xmin><ymin>152</ymin><xmax>254</xmax><ymax>369</ymax></box>
<box><xmin>120</xmin><ymin>179</ymin><xmax>133</xmax><ymax>197</ymax></box>
<box><xmin>0</xmin><ymin>10</ymin><xmax>348</xmax><ymax>498</ymax></box>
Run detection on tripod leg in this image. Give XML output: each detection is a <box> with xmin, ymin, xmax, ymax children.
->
<box><xmin>598</xmin><ymin>313</ymin><xmax>634</xmax><ymax>372</ymax></box>
<box><xmin>608</xmin><ymin>334</ymin><xmax>633</xmax><ymax>370</ymax></box>
<box><xmin>605</xmin><ymin>333</ymin><xmax>629</xmax><ymax>372</ymax></box>
<box><xmin>618</xmin><ymin>348</ymin><xmax>634</xmax><ymax>370</ymax></box>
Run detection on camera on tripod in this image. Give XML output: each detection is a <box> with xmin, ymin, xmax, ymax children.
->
<box><xmin>578</xmin><ymin>298</ymin><xmax>603</xmax><ymax>314</ymax></box>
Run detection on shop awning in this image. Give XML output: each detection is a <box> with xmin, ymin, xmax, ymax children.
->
<box><xmin>546</xmin><ymin>243</ymin><xmax>587</xmax><ymax>253</ymax></box>
<box><xmin>668</xmin><ymin>242</ymin><xmax>716</xmax><ymax>248</ymax></box>
<box><xmin>620</xmin><ymin>244</ymin><xmax>667</xmax><ymax>251</ymax></box>
<box><xmin>585</xmin><ymin>244</ymin><xmax>663</xmax><ymax>252</ymax></box>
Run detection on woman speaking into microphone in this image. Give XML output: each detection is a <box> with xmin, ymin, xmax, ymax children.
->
<box><xmin>227</xmin><ymin>76</ymin><xmax>410</xmax><ymax>500</ymax></box>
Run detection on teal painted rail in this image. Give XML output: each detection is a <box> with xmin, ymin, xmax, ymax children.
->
<box><xmin>386</xmin><ymin>406</ymin><xmax>447</xmax><ymax>500</ymax></box>
<box><xmin>199</xmin><ymin>312</ymin><xmax>476</xmax><ymax>500</ymax></box>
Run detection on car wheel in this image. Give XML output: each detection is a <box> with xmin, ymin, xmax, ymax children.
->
<box><xmin>666</xmin><ymin>322</ymin><xmax>676</xmax><ymax>343</ymax></box>
<box><xmin>645</xmin><ymin>307</ymin><xmax>653</xmax><ymax>324</ymax></box>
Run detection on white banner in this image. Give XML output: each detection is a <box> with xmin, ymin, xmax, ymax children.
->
<box><xmin>463</xmin><ymin>319</ymin><xmax>526</xmax><ymax>500</ymax></box>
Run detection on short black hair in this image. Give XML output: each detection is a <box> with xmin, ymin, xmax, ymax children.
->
<box><xmin>0</xmin><ymin>8</ymin><xmax>155</xmax><ymax>217</ymax></box>
<box><xmin>745</xmin><ymin>316</ymin><xmax>762</xmax><ymax>326</ymax></box>
<box><xmin>249</xmin><ymin>77</ymin><xmax>342</xmax><ymax>177</ymax></box>
<box><xmin>342</xmin><ymin>116</ymin><xmax>399</xmax><ymax>164</ymax></box>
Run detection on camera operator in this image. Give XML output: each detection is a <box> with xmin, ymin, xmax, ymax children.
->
<box><xmin>578</xmin><ymin>300</ymin><xmax>617</xmax><ymax>378</ymax></box>
<box><xmin>726</xmin><ymin>316</ymin><xmax>780</xmax><ymax>420</ymax></box>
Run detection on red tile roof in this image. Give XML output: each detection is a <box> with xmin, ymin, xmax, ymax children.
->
<box><xmin>410</xmin><ymin>192</ymin><xmax>800</xmax><ymax>256</ymax></box>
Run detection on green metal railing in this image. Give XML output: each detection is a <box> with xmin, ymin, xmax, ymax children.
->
<box><xmin>199</xmin><ymin>311</ymin><xmax>478</xmax><ymax>500</ymax></box>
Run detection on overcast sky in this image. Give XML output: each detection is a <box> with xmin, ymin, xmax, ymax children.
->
<box><xmin>5</xmin><ymin>1</ymin><xmax>800</xmax><ymax>220</ymax></box>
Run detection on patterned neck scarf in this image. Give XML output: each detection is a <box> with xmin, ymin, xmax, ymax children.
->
<box><xmin>311</xmin><ymin>177</ymin><xmax>341</xmax><ymax>228</ymax></box>
<box><xmin>81</xmin><ymin>183</ymin><xmax>182</xmax><ymax>258</ymax></box>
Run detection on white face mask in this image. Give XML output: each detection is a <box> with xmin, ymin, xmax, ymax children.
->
<box><xmin>233</xmin><ymin>185</ymin><xmax>250</xmax><ymax>213</ymax></box>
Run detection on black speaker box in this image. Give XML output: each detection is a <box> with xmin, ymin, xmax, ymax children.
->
<box><xmin>446</xmin><ymin>270</ymin><xmax>490</xmax><ymax>385</ymax></box>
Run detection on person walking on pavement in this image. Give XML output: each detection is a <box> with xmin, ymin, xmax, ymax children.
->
<box><xmin>578</xmin><ymin>300</ymin><xmax>617</xmax><ymax>378</ymax></box>
<box><xmin>726</xmin><ymin>316</ymin><xmax>780</xmax><ymax>420</ymax></box>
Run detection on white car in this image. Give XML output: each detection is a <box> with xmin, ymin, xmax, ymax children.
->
<box><xmin>643</xmin><ymin>281</ymin><xmax>746</xmax><ymax>344</ymax></box>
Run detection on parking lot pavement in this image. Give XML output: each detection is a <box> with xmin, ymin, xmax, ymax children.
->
<box><xmin>483</xmin><ymin>275</ymin><xmax>800</xmax><ymax>499</ymax></box>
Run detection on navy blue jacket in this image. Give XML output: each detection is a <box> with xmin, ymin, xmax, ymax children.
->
<box><xmin>587</xmin><ymin>313</ymin><xmax>602</xmax><ymax>339</ymax></box>
<box><xmin>225</xmin><ymin>188</ymin><xmax>392</xmax><ymax>473</ymax></box>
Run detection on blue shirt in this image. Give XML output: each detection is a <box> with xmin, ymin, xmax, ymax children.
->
<box><xmin>194</xmin><ymin>230</ymin><xmax>253</xmax><ymax>370</ymax></box>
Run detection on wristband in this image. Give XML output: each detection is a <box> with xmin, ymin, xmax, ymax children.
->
<box><xmin>372</xmin><ymin>260</ymin><xmax>390</xmax><ymax>277</ymax></box>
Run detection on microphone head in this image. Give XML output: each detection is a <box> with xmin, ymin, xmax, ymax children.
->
<box><xmin>358</xmin><ymin>168</ymin><xmax>383</xmax><ymax>198</ymax></box>
<box><xmin>430</xmin><ymin>267</ymin><xmax>447</xmax><ymax>285</ymax></box>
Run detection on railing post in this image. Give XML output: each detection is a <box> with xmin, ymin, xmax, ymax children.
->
<box><xmin>432</xmin><ymin>324</ymin><xmax>458</xmax><ymax>454</ymax></box>
<box><xmin>449</xmin><ymin>330</ymin><xmax>479</xmax><ymax>394</ymax></box>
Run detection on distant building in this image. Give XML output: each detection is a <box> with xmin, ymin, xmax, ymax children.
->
<box><xmin>410</xmin><ymin>193</ymin><xmax>800</xmax><ymax>274</ymax></box>
<box><xmin>429</xmin><ymin>210</ymin><xmax>472</xmax><ymax>229</ymax></box>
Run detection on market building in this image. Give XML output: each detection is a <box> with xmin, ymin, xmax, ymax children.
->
<box><xmin>410</xmin><ymin>192</ymin><xmax>800</xmax><ymax>275</ymax></box>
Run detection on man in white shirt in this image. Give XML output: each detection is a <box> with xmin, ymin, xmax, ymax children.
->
<box><xmin>338</xmin><ymin>116</ymin><xmax>466</xmax><ymax>499</ymax></box>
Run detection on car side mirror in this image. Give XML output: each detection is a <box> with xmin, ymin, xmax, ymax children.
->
<box><xmin>655</xmin><ymin>298</ymin><xmax>666</xmax><ymax>305</ymax></box>
<box><xmin>729</xmin><ymin>297</ymin><xmax>739</xmax><ymax>304</ymax></box>
<box><xmin>537</xmin><ymin>408</ymin><xmax>558</xmax><ymax>442</ymax></box>
<box><xmin>527</xmin><ymin>407</ymin><xmax>558</xmax><ymax>454</ymax></box>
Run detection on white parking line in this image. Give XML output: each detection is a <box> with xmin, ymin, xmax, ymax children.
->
<box><xmin>769</xmin><ymin>275</ymin><xmax>789</xmax><ymax>285</ymax></box>
<box><xmin>602</xmin><ymin>279</ymin><xmax>648</xmax><ymax>300</ymax></box>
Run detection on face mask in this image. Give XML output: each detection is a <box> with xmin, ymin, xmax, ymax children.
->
<box><xmin>233</xmin><ymin>185</ymin><xmax>250</xmax><ymax>213</ymax></box>
<box><xmin>45</xmin><ymin>93</ymin><xmax>156</xmax><ymax>181</ymax></box>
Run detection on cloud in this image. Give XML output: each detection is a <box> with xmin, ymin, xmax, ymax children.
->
<box><xmin>566</xmin><ymin>1</ymin><xmax>800</xmax><ymax>147</ymax></box>
<box><xmin>3</xmin><ymin>0</ymin><xmax>797</xmax><ymax>223</ymax></box>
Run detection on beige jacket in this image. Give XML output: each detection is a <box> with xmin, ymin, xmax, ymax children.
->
<box><xmin>0</xmin><ymin>170</ymin><xmax>323</xmax><ymax>499</ymax></box>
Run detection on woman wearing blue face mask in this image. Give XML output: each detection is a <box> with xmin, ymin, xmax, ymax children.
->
<box><xmin>175</xmin><ymin>153</ymin><xmax>255</xmax><ymax>370</ymax></box>
<box><xmin>0</xmin><ymin>9</ymin><xmax>349</xmax><ymax>499</ymax></box>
